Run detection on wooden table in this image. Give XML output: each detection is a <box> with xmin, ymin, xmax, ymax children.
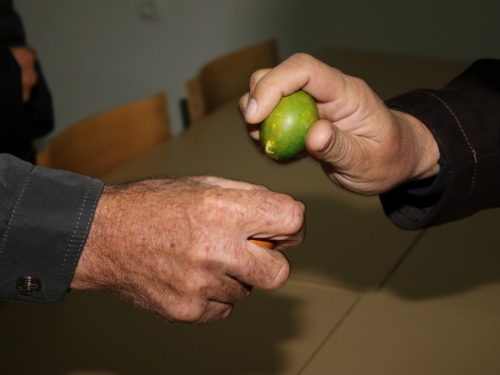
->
<box><xmin>2</xmin><ymin>49</ymin><xmax>500</xmax><ymax>375</ymax></box>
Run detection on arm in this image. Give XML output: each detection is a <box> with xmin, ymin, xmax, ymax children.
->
<box><xmin>0</xmin><ymin>153</ymin><xmax>103</xmax><ymax>303</ymax></box>
<box><xmin>381</xmin><ymin>59</ymin><xmax>500</xmax><ymax>229</ymax></box>
<box><xmin>241</xmin><ymin>54</ymin><xmax>500</xmax><ymax>230</ymax></box>
<box><xmin>0</xmin><ymin>154</ymin><xmax>305</xmax><ymax>323</ymax></box>
<box><xmin>71</xmin><ymin>176</ymin><xmax>305</xmax><ymax>323</ymax></box>
<box><xmin>241</xmin><ymin>53</ymin><xmax>440</xmax><ymax>196</ymax></box>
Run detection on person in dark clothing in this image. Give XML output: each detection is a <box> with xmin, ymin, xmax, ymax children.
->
<box><xmin>241</xmin><ymin>53</ymin><xmax>500</xmax><ymax>230</ymax></box>
<box><xmin>0</xmin><ymin>153</ymin><xmax>305</xmax><ymax>324</ymax></box>
<box><xmin>0</xmin><ymin>2</ymin><xmax>306</xmax><ymax>324</ymax></box>
<box><xmin>0</xmin><ymin>0</ymin><xmax>53</xmax><ymax>163</ymax></box>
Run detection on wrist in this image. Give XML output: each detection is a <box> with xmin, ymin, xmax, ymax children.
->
<box><xmin>392</xmin><ymin>110</ymin><xmax>440</xmax><ymax>184</ymax></box>
<box><xmin>70</xmin><ymin>185</ymin><xmax>122</xmax><ymax>291</ymax></box>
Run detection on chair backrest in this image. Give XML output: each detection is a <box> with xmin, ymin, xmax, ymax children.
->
<box><xmin>186</xmin><ymin>39</ymin><xmax>279</xmax><ymax>124</ymax></box>
<box><xmin>36</xmin><ymin>92</ymin><xmax>171</xmax><ymax>178</ymax></box>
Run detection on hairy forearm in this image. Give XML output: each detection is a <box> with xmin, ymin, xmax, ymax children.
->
<box><xmin>71</xmin><ymin>179</ymin><xmax>179</xmax><ymax>292</ymax></box>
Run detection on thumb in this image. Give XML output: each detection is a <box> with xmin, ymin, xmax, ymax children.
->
<box><xmin>305</xmin><ymin>120</ymin><xmax>355</xmax><ymax>168</ymax></box>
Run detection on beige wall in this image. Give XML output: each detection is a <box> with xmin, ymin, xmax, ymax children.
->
<box><xmin>14</xmin><ymin>0</ymin><xmax>500</xmax><ymax>140</ymax></box>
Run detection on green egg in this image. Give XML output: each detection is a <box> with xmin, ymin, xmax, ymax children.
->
<box><xmin>260</xmin><ymin>90</ymin><xmax>319</xmax><ymax>161</ymax></box>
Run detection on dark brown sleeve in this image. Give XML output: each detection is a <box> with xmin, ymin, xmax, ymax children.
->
<box><xmin>380</xmin><ymin>59</ymin><xmax>500</xmax><ymax>230</ymax></box>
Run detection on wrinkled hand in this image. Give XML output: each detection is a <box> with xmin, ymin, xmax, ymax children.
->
<box><xmin>10</xmin><ymin>46</ymin><xmax>38</xmax><ymax>102</ymax></box>
<box><xmin>240</xmin><ymin>53</ymin><xmax>440</xmax><ymax>195</ymax></box>
<box><xmin>71</xmin><ymin>176</ymin><xmax>305</xmax><ymax>324</ymax></box>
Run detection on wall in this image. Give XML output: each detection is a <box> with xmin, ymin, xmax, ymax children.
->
<box><xmin>14</xmin><ymin>0</ymin><xmax>500</xmax><ymax>142</ymax></box>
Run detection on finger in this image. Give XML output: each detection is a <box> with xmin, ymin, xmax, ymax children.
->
<box><xmin>157</xmin><ymin>275</ymin><xmax>249</xmax><ymax>324</ymax></box>
<box><xmin>273</xmin><ymin>212</ymin><xmax>306</xmax><ymax>251</ymax></box>
<box><xmin>168</xmin><ymin>299</ymin><xmax>234</xmax><ymax>324</ymax></box>
<box><xmin>195</xmin><ymin>178</ymin><xmax>305</xmax><ymax>239</ymax></box>
<box><xmin>240</xmin><ymin>93</ymin><xmax>261</xmax><ymax>140</ymax></box>
<box><xmin>23</xmin><ymin>69</ymin><xmax>37</xmax><ymax>89</ymax></box>
<box><xmin>244</xmin><ymin>53</ymin><xmax>348</xmax><ymax>124</ymax></box>
<box><xmin>22</xmin><ymin>70</ymin><xmax>38</xmax><ymax>102</ymax></box>
<box><xmin>248</xmin><ymin>123</ymin><xmax>260</xmax><ymax>141</ymax></box>
<box><xmin>239</xmin><ymin>92</ymin><xmax>250</xmax><ymax>113</ymax></box>
<box><xmin>305</xmin><ymin>119</ymin><xmax>359</xmax><ymax>170</ymax></box>
<box><xmin>207</xmin><ymin>274</ymin><xmax>252</xmax><ymax>304</ymax></box>
<box><xmin>227</xmin><ymin>244</ymin><xmax>290</xmax><ymax>290</ymax></box>
<box><xmin>245</xmin><ymin>192</ymin><xmax>306</xmax><ymax>239</ymax></box>
<box><xmin>196</xmin><ymin>300</ymin><xmax>234</xmax><ymax>324</ymax></box>
<box><xmin>240</xmin><ymin>68</ymin><xmax>271</xmax><ymax>117</ymax></box>
<box><xmin>248</xmin><ymin>68</ymin><xmax>272</xmax><ymax>96</ymax></box>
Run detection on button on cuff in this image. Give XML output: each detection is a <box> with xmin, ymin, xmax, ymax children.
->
<box><xmin>16</xmin><ymin>276</ymin><xmax>42</xmax><ymax>296</ymax></box>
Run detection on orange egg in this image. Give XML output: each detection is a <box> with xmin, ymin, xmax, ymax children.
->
<box><xmin>249</xmin><ymin>239</ymin><xmax>275</xmax><ymax>249</ymax></box>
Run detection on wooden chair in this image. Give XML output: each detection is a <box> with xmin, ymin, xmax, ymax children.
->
<box><xmin>186</xmin><ymin>39</ymin><xmax>279</xmax><ymax>124</ymax></box>
<box><xmin>36</xmin><ymin>92</ymin><xmax>171</xmax><ymax>178</ymax></box>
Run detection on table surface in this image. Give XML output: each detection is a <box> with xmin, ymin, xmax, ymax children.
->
<box><xmin>2</xmin><ymin>48</ymin><xmax>500</xmax><ymax>375</ymax></box>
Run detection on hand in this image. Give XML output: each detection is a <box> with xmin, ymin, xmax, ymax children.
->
<box><xmin>71</xmin><ymin>176</ymin><xmax>305</xmax><ymax>324</ymax></box>
<box><xmin>9</xmin><ymin>46</ymin><xmax>38</xmax><ymax>102</ymax></box>
<box><xmin>240</xmin><ymin>53</ymin><xmax>440</xmax><ymax>195</ymax></box>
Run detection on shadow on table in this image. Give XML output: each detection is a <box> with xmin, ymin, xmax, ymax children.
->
<box><xmin>2</xmin><ymin>195</ymin><xmax>498</xmax><ymax>375</ymax></box>
<box><xmin>288</xmin><ymin>194</ymin><xmax>500</xmax><ymax>301</ymax></box>
<box><xmin>0</xmin><ymin>289</ymin><xmax>300</xmax><ymax>375</ymax></box>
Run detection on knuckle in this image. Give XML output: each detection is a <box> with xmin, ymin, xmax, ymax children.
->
<box><xmin>250</xmin><ymin>183</ymin><xmax>269</xmax><ymax>192</ymax></box>
<box><xmin>171</xmin><ymin>302</ymin><xmax>206</xmax><ymax>323</ymax></box>
<box><xmin>219</xmin><ymin>305</ymin><xmax>233</xmax><ymax>320</ymax></box>
<box><xmin>288</xmin><ymin>52</ymin><xmax>316</xmax><ymax>67</ymax></box>
<box><xmin>249</xmin><ymin>68</ymin><xmax>269</xmax><ymax>87</ymax></box>
<box><xmin>233</xmin><ymin>284</ymin><xmax>252</xmax><ymax>302</ymax></box>
<box><xmin>199</xmin><ymin>189</ymin><xmax>227</xmax><ymax>217</ymax></box>
<box><xmin>349</xmin><ymin>77</ymin><xmax>376</xmax><ymax>102</ymax></box>
<box><xmin>351</xmin><ymin>76</ymin><xmax>368</xmax><ymax>88</ymax></box>
<box><xmin>283</xmin><ymin>197</ymin><xmax>306</xmax><ymax>233</ymax></box>
<box><xmin>197</xmin><ymin>304</ymin><xmax>233</xmax><ymax>324</ymax></box>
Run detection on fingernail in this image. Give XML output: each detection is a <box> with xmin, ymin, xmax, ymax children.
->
<box><xmin>245</xmin><ymin>98</ymin><xmax>257</xmax><ymax>119</ymax></box>
<box><xmin>318</xmin><ymin>132</ymin><xmax>334</xmax><ymax>153</ymax></box>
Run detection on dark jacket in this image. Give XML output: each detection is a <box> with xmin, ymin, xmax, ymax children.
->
<box><xmin>0</xmin><ymin>2</ymin><xmax>102</xmax><ymax>305</ymax></box>
<box><xmin>0</xmin><ymin>154</ymin><xmax>103</xmax><ymax>303</ymax></box>
<box><xmin>381</xmin><ymin>59</ymin><xmax>500</xmax><ymax>230</ymax></box>
<box><xmin>0</xmin><ymin>0</ymin><xmax>54</xmax><ymax>163</ymax></box>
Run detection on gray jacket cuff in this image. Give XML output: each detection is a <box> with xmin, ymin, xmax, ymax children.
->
<box><xmin>0</xmin><ymin>154</ymin><xmax>104</xmax><ymax>304</ymax></box>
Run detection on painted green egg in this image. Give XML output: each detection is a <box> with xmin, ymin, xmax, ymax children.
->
<box><xmin>260</xmin><ymin>90</ymin><xmax>319</xmax><ymax>161</ymax></box>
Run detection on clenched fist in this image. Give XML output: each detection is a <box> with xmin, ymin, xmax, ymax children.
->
<box><xmin>72</xmin><ymin>176</ymin><xmax>305</xmax><ymax>324</ymax></box>
<box><xmin>240</xmin><ymin>53</ymin><xmax>440</xmax><ymax>195</ymax></box>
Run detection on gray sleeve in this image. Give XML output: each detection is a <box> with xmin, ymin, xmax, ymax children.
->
<box><xmin>0</xmin><ymin>153</ymin><xmax>104</xmax><ymax>304</ymax></box>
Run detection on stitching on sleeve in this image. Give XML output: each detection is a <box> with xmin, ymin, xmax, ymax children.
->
<box><xmin>49</xmin><ymin>179</ymin><xmax>93</xmax><ymax>298</ymax></box>
<box><xmin>424</xmin><ymin>91</ymin><xmax>477</xmax><ymax>195</ymax></box>
<box><xmin>0</xmin><ymin>167</ymin><xmax>34</xmax><ymax>259</ymax></box>
<box><xmin>67</xmin><ymin>180</ymin><xmax>101</xmax><ymax>287</ymax></box>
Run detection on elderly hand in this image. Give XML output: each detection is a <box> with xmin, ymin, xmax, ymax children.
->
<box><xmin>71</xmin><ymin>176</ymin><xmax>305</xmax><ymax>324</ymax></box>
<box><xmin>10</xmin><ymin>46</ymin><xmax>38</xmax><ymax>103</ymax></box>
<box><xmin>240</xmin><ymin>53</ymin><xmax>440</xmax><ymax>195</ymax></box>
